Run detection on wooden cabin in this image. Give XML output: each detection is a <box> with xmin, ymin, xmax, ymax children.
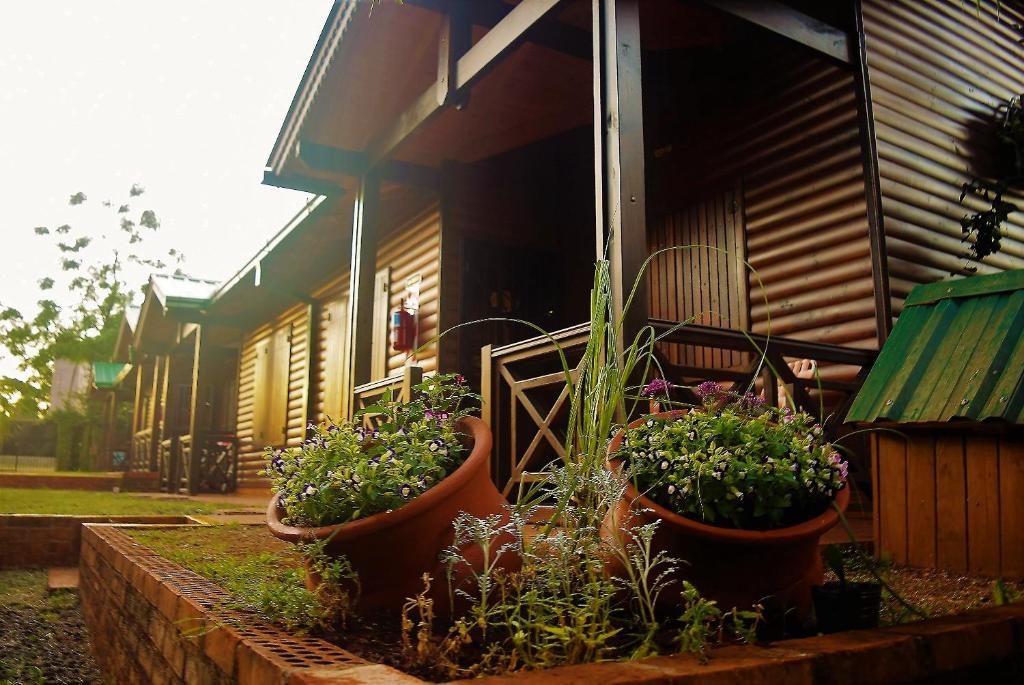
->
<box><xmin>252</xmin><ymin>0</ymin><xmax>1023</xmax><ymax>494</ymax></box>
<box><xmin>847</xmin><ymin>270</ymin><xmax>1024</xmax><ymax>579</ymax></box>
<box><xmin>116</xmin><ymin>275</ymin><xmax>240</xmax><ymax>494</ymax></box>
<box><xmin>120</xmin><ymin>0</ymin><xmax>1024</xmax><ymax>496</ymax></box>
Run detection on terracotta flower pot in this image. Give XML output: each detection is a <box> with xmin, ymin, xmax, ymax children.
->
<box><xmin>267</xmin><ymin>415</ymin><xmax>515</xmax><ymax>614</ymax></box>
<box><xmin>604</xmin><ymin>410</ymin><xmax>848</xmax><ymax>616</ymax></box>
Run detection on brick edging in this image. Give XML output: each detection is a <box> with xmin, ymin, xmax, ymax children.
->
<box><xmin>0</xmin><ymin>514</ymin><xmax>197</xmax><ymax>569</ymax></box>
<box><xmin>79</xmin><ymin>523</ymin><xmax>1024</xmax><ymax>685</ymax></box>
<box><xmin>79</xmin><ymin>524</ymin><xmax>421</xmax><ymax>685</ymax></box>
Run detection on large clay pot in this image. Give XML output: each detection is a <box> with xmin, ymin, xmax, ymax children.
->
<box><xmin>267</xmin><ymin>416</ymin><xmax>515</xmax><ymax>614</ymax></box>
<box><xmin>604</xmin><ymin>410</ymin><xmax>848</xmax><ymax>616</ymax></box>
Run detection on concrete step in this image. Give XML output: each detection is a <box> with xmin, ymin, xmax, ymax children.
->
<box><xmin>47</xmin><ymin>567</ymin><xmax>80</xmax><ymax>592</ymax></box>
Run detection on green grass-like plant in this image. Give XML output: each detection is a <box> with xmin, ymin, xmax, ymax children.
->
<box><xmin>0</xmin><ymin>488</ymin><xmax>241</xmax><ymax>516</ymax></box>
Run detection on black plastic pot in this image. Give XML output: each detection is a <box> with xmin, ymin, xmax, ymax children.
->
<box><xmin>812</xmin><ymin>582</ymin><xmax>882</xmax><ymax>633</ymax></box>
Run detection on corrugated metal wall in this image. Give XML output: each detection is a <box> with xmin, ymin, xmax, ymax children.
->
<box><xmin>376</xmin><ymin>205</ymin><xmax>441</xmax><ymax>377</ymax></box>
<box><xmin>863</xmin><ymin>0</ymin><xmax>1024</xmax><ymax>316</ymax></box>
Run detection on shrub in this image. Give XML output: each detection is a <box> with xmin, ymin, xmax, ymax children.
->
<box><xmin>266</xmin><ymin>373</ymin><xmax>479</xmax><ymax>527</ymax></box>
<box><xmin>613</xmin><ymin>382</ymin><xmax>848</xmax><ymax>530</ymax></box>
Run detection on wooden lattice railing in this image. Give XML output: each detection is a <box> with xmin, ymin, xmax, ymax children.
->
<box><xmin>353</xmin><ymin>366</ymin><xmax>424</xmax><ymax>428</ymax></box>
<box><xmin>157</xmin><ymin>436</ymin><xmax>178</xmax><ymax>492</ymax></box>
<box><xmin>175</xmin><ymin>431</ymin><xmax>238</xmax><ymax>495</ymax></box>
<box><xmin>131</xmin><ymin>429</ymin><xmax>154</xmax><ymax>472</ymax></box>
<box><xmin>481</xmin><ymin>320</ymin><xmax>878</xmax><ymax>498</ymax></box>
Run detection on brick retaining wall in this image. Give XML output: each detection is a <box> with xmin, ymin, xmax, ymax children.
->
<box><xmin>81</xmin><ymin>524</ymin><xmax>1024</xmax><ymax>685</ymax></box>
<box><xmin>79</xmin><ymin>525</ymin><xmax>418</xmax><ymax>685</ymax></box>
<box><xmin>0</xmin><ymin>515</ymin><xmax>194</xmax><ymax>569</ymax></box>
<box><xmin>0</xmin><ymin>470</ymin><xmax>159</xmax><ymax>492</ymax></box>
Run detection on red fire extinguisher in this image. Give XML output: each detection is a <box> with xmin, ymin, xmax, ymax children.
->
<box><xmin>391</xmin><ymin>307</ymin><xmax>416</xmax><ymax>352</ymax></box>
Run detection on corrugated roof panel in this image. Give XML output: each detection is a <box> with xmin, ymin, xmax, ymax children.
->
<box><xmin>847</xmin><ymin>271</ymin><xmax>1024</xmax><ymax>425</ymax></box>
<box><xmin>150</xmin><ymin>273</ymin><xmax>219</xmax><ymax>308</ymax></box>
<box><xmin>92</xmin><ymin>362</ymin><xmax>128</xmax><ymax>389</ymax></box>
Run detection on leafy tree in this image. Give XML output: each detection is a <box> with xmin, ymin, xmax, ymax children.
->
<box><xmin>0</xmin><ymin>185</ymin><xmax>185</xmax><ymax>418</ymax></box>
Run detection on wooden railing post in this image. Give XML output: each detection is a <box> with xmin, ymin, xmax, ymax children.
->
<box><xmin>401</xmin><ymin>365</ymin><xmax>424</xmax><ymax>403</ymax></box>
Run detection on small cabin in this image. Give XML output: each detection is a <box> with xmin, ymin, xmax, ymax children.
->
<box><xmin>115</xmin><ymin>0</ymin><xmax>1024</xmax><ymax>500</ymax></box>
<box><xmin>847</xmin><ymin>270</ymin><xmax>1024</xmax><ymax>579</ymax></box>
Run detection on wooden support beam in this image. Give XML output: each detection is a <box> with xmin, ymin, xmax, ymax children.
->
<box><xmin>153</xmin><ymin>354</ymin><xmax>168</xmax><ymax>471</ymax></box>
<box><xmin>297</xmin><ymin>141</ymin><xmax>439</xmax><ymax>190</ymax></box>
<box><xmin>262</xmin><ymin>169</ymin><xmax>342</xmax><ymax>197</ymax></box>
<box><xmin>185</xmin><ymin>326</ymin><xmax>204</xmax><ymax>495</ymax></box>
<box><xmin>594</xmin><ymin>0</ymin><xmax>648</xmax><ymax>345</ymax></box>
<box><xmin>302</xmin><ymin>302</ymin><xmax>320</xmax><ymax>433</ymax></box>
<box><xmin>366</xmin><ymin>0</ymin><xmax>565</xmax><ymax>167</ymax></box>
<box><xmin>406</xmin><ymin>0</ymin><xmax>591</xmax><ymax>61</ymax></box>
<box><xmin>341</xmin><ymin>173</ymin><xmax>381</xmax><ymax>419</ymax></box>
<box><xmin>852</xmin><ymin>0</ymin><xmax>892</xmax><ymax>346</ymax></box>
<box><xmin>701</xmin><ymin>0</ymin><xmax>851</xmax><ymax>64</ymax></box>
<box><xmin>437</xmin><ymin>1</ymin><xmax>472</xmax><ymax>107</ymax></box>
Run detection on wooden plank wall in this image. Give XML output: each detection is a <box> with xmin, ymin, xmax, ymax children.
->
<box><xmin>375</xmin><ymin>205</ymin><xmax>441</xmax><ymax>378</ymax></box>
<box><xmin>647</xmin><ymin>51</ymin><xmax>877</xmax><ymax>360</ymax></box>
<box><xmin>235</xmin><ymin>304</ymin><xmax>309</xmax><ymax>488</ymax></box>
<box><xmin>873</xmin><ymin>431</ymin><xmax>1024</xmax><ymax>578</ymax></box>
<box><xmin>863</xmin><ymin>0</ymin><xmax>1024</xmax><ymax>316</ymax></box>
<box><xmin>647</xmin><ymin>187</ymin><xmax>748</xmax><ymax>368</ymax></box>
<box><xmin>310</xmin><ymin>273</ymin><xmax>349</xmax><ymax>425</ymax></box>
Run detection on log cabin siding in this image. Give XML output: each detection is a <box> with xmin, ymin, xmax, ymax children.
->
<box><xmin>375</xmin><ymin>205</ymin><xmax>441</xmax><ymax>378</ymax></box>
<box><xmin>649</xmin><ymin>54</ymin><xmax>877</xmax><ymax>354</ymax></box>
<box><xmin>863</xmin><ymin>0</ymin><xmax>1024</xmax><ymax>316</ymax></box>
<box><xmin>735</xmin><ymin>60</ymin><xmax>877</xmax><ymax>349</ymax></box>
<box><xmin>310</xmin><ymin>273</ymin><xmax>350</xmax><ymax>424</ymax></box>
<box><xmin>236</xmin><ymin>303</ymin><xmax>309</xmax><ymax>488</ymax></box>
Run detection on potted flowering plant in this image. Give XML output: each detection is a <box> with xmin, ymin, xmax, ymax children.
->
<box><xmin>265</xmin><ymin>373</ymin><xmax>514</xmax><ymax>613</ymax></box>
<box><xmin>606</xmin><ymin>380</ymin><xmax>850</xmax><ymax>616</ymax></box>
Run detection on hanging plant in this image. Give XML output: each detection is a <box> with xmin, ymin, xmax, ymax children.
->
<box><xmin>959</xmin><ymin>75</ymin><xmax>1024</xmax><ymax>267</ymax></box>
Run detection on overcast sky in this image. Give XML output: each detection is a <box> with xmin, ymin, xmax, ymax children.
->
<box><xmin>0</xmin><ymin>2</ymin><xmax>331</xmax><ymax>378</ymax></box>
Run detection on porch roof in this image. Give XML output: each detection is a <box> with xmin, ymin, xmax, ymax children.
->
<box><xmin>91</xmin><ymin>362</ymin><xmax>128</xmax><ymax>390</ymax></box>
<box><xmin>846</xmin><ymin>270</ymin><xmax>1024</xmax><ymax>426</ymax></box>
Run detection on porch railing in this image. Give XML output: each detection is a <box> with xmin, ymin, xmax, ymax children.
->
<box><xmin>158</xmin><ymin>436</ymin><xmax>178</xmax><ymax>492</ymax></box>
<box><xmin>131</xmin><ymin>428</ymin><xmax>154</xmax><ymax>472</ymax></box>
<box><xmin>353</xmin><ymin>366</ymin><xmax>424</xmax><ymax>428</ymax></box>
<box><xmin>481</xmin><ymin>320</ymin><xmax>877</xmax><ymax>498</ymax></box>
<box><xmin>161</xmin><ymin>431</ymin><xmax>239</xmax><ymax>495</ymax></box>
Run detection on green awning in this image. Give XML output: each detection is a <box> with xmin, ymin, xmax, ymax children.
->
<box><xmin>846</xmin><ymin>270</ymin><xmax>1024</xmax><ymax>426</ymax></box>
<box><xmin>92</xmin><ymin>362</ymin><xmax>129</xmax><ymax>390</ymax></box>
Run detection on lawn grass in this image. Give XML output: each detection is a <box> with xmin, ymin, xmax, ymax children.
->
<box><xmin>0</xmin><ymin>488</ymin><xmax>247</xmax><ymax>516</ymax></box>
<box><xmin>126</xmin><ymin>525</ymin><xmax>321</xmax><ymax>629</ymax></box>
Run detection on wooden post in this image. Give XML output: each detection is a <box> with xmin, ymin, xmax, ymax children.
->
<box><xmin>593</xmin><ymin>0</ymin><xmax>648</xmax><ymax>346</ymax></box>
<box><xmin>342</xmin><ymin>173</ymin><xmax>381</xmax><ymax>419</ymax></box>
<box><xmin>302</xmin><ymin>303</ymin><xmax>319</xmax><ymax>433</ymax></box>
<box><xmin>400</xmin><ymin>365</ymin><xmax>424</xmax><ymax>403</ymax></box>
<box><xmin>852</xmin><ymin>0</ymin><xmax>892</xmax><ymax>346</ymax></box>
<box><xmin>186</xmin><ymin>327</ymin><xmax>204</xmax><ymax>495</ymax></box>
<box><xmin>151</xmin><ymin>354</ymin><xmax>167</xmax><ymax>471</ymax></box>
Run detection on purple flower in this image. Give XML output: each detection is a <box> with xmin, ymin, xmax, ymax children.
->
<box><xmin>695</xmin><ymin>381</ymin><xmax>725</xmax><ymax>402</ymax></box>
<box><xmin>367</xmin><ymin>455</ymin><xmax>381</xmax><ymax>467</ymax></box>
<box><xmin>428</xmin><ymin>438</ymin><xmax>448</xmax><ymax>454</ymax></box>
<box><xmin>424</xmin><ymin>409</ymin><xmax>450</xmax><ymax>422</ymax></box>
<box><xmin>398</xmin><ymin>483</ymin><xmax>413</xmax><ymax>499</ymax></box>
<box><xmin>270</xmin><ymin>457</ymin><xmax>286</xmax><ymax>474</ymax></box>
<box><xmin>740</xmin><ymin>392</ymin><xmax>766</xmax><ymax>410</ymax></box>
<box><xmin>640</xmin><ymin>378</ymin><xmax>673</xmax><ymax>397</ymax></box>
<box><xmin>326</xmin><ymin>423</ymin><xmax>341</xmax><ymax>433</ymax></box>
<box><xmin>454</xmin><ymin>374</ymin><xmax>466</xmax><ymax>385</ymax></box>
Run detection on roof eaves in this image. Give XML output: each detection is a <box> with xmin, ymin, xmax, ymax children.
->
<box><xmin>208</xmin><ymin>196</ymin><xmax>330</xmax><ymax>306</ymax></box>
<box><xmin>266</xmin><ymin>0</ymin><xmax>360</xmax><ymax>176</ymax></box>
